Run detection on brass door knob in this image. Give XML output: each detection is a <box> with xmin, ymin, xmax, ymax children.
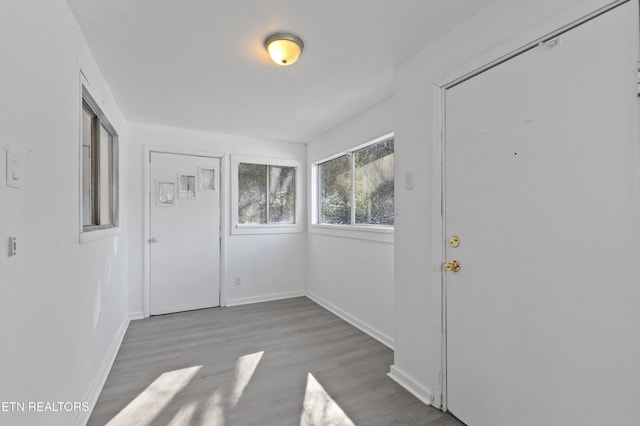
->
<box><xmin>444</xmin><ymin>260</ymin><xmax>461</xmax><ymax>272</ymax></box>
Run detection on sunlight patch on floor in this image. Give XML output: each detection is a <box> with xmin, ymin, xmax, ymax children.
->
<box><xmin>107</xmin><ymin>365</ymin><xmax>202</xmax><ymax>426</ymax></box>
<box><xmin>166</xmin><ymin>400</ymin><xmax>198</xmax><ymax>426</ymax></box>
<box><xmin>300</xmin><ymin>373</ymin><xmax>355</xmax><ymax>426</ymax></box>
<box><xmin>201</xmin><ymin>388</ymin><xmax>226</xmax><ymax>425</ymax></box>
<box><xmin>229</xmin><ymin>351</ymin><xmax>264</xmax><ymax>407</ymax></box>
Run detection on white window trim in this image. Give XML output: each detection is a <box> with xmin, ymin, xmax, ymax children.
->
<box><xmin>231</xmin><ymin>155</ymin><xmax>304</xmax><ymax>235</ymax></box>
<box><xmin>309</xmin><ymin>223</ymin><xmax>394</xmax><ymax>244</ymax></box>
<box><xmin>80</xmin><ymin>226</ymin><xmax>121</xmax><ymax>244</ymax></box>
<box><xmin>310</xmin><ymin>131</ymin><xmax>394</xmax><ymax>243</ymax></box>
<box><xmin>78</xmin><ymin>76</ymin><xmax>120</xmax><ymax>244</ymax></box>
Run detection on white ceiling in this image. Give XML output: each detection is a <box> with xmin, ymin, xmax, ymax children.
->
<box><xmin>66</xmin><ymin>0</ymin><xmax>494</xmax><ymax>143</ymax></box>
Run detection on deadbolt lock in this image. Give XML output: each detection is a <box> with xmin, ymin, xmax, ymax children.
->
<box><xmin>449</xmin><ymin>235</ymin><xmax>460</xmax><ymax>248</ymax></box>
<box><xmin>444</xmin><ymin>260</ymin><xmax>461</xmax><ymax>272</ymax></box>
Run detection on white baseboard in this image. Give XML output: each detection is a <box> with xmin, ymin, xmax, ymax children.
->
<box><xmin>388</xmin><ymin>365</ymin><xmax>434</xmax><ymax>406</ymax></box>
<box><xmin>225</xmin><ymin>290</ymin><xmax>305</xmax><ymax>307</ymax></box>
<box><xmin>128</xmin><ymin>311</ymin><xmax>145</xmax><ymax>320</ymax></box>
<box><xmin>306</xmin><ymin>292</ymin><xmax>394</xmax><ymax>349</ymax></box>
<box><xmin>74</xmin><ymin>314</ymin><xmax>130</xmax><ymax>426</ymax></box>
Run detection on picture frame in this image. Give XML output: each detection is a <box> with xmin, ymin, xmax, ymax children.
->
<box><xmin>178</xmin><ymin>174</ymin><xmax>197</xmax><ymax>199</ymax></box>
<box><xmin>156</xmin><ymin>181</ymin><xmax>176</xmax><ymax>206</ymax></box>
<box><xmin>199</xmin><ymin>167</ymin><xmax>215</xmax><ymax>191</ymax></box>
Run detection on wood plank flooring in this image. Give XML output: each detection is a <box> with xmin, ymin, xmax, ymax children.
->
<box><xmin>88</xmin><ymin>297</ymin><xmax>464</xmax><ymax>425</ymax></box>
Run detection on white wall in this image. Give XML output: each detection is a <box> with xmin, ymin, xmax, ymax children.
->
<box><xmin>392</xmin><ymin>0</ymin><xmax>640</xmax><ymax>409</ymax></box>
<box><xmin>306</xmin><ymin>98</ymin><xmax>395</xmax><ymax>347</ymax></box>
<box><xmin>0</xmin><ymin>1</ymin><xmax>129</xmax><ymax>425</ymax></box>
<box><xmin>127</xmin><ymin>123</ymin><xmax>307</xmax><ymax>314</ymax></box>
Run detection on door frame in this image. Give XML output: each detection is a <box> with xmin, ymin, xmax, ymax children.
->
<box><xmin>431</xmin><ymin>0</ymin><xmax>631</xmax><ymax>410</ymax></box>
<box><xmin>143</xmin><ymin>145</ymin><xmax>227</xmax><ymax>317</ymax></box>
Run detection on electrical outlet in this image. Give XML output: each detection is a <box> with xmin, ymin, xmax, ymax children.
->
<box><xmin>234</xmin><ymin>276</ymin><xmax>242</xmax><ymax>286</ymax></box>
<box><xmin>8</xmin><ymin>237</ymin><xmax>17</xmax><ymax>257</ymax></box>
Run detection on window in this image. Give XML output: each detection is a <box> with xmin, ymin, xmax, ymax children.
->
<box><xmin>318</xmin><ymin>154</ymin><xmax>351</xmax><ymax>224</ymax></box>
<box><xmin>81</xmin><ymin>88</ymin><xmax>119</xmax><ymax>235</ymax></box>
<box><xmin>316</xmin><ymin>134</ymin><xmax>394</xmax><ymax>227</ymax></box>
<box><xmin>231</xmin><ymin>156</ymin><xmax>302</xmax><ymax>234</ymax></box>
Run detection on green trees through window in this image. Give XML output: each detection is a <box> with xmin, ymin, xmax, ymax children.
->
<box><xmin>319</xmin><ymin>155</ymin><xmax>351</xmax><ymax>224</ymax></box>
<box><xmin>318</xmin><ymin>136</ymin><xmax>394</xmax><ymax>226</ymax></box>
<box><xmin>238</xmin><ymin>163</ymin><xmax>296</xmax><ymax>224</ymax></box>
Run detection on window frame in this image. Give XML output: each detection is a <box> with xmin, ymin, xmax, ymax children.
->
<box><xmin>311</xmin><ymin>132</ymin><xmax>394</xmax><ymax>242</ymax></box>
<box><xmin>231</xmin><ymin>155</ymin><xmax>303</xmax><ymax>235</ymax></box>
<box><xmin>79</xmin><ymin>85</ymin><xmax>120</xmax><ymax>243</ymax></box>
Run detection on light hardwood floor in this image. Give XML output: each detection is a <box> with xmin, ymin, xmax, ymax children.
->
<box><xmin>88</xmin><ymin>297</ymin><xmax>464</xmax><ymax>425</ymax></box>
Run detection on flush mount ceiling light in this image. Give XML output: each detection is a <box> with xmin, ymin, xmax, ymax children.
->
<box><xmin>264</xmin><ymin>32</ymin><xmax>304</xmax><ymax>66</ymax></box>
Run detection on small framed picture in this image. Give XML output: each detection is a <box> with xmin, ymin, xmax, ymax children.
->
<box><xmin>179</xmin><ymin>174</ymin><xmax>196</xmax><ymax>199</ymax></box>
<box><xmin>199</xmin><ymin>168</ymin><xmax>215</xmax><ymax>191</ymax></box>
<box><xmin>157</xmin><ymin>181</ymin><xmax>176</xmax><ymax>206</ymax></box>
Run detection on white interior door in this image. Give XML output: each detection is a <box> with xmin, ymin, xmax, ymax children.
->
<box><xmin>445</xmin><ymin>3</ymin><xmax>639</xmax><ymax>426</ymax></box>
<box><xmin>150</xmin><ymin>152</ymin><xmax>221</xmax><ymax>315</ymax></box>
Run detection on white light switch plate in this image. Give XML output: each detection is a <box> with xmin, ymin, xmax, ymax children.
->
<box><xmin>6</xmin><ymin>151</ymin><xmax>20</xmax><ymax>189</ymax></box>
<box><xmin>405</xmin><ymin>171</ymin><xmax>415</xmax><ymax>191</ymax></box>
<box><xmin>8</xmin><ymin>237</ymin><xmax>17</xmax><ymax>257</ymax></box>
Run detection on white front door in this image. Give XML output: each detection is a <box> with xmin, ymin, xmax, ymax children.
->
<box><xmin>150</xmin><ymin>152</ymin><xmax>221</xmax><ymax>315</ymax></box>
<box><xmin>445</xmin><ymin>3</ymin><xmax>639</xmax><ymax>426</ymax></box>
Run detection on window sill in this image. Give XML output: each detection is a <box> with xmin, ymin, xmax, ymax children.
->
<box><xmin>309</xmin><ymin>224</ymin><xmax>394</xmax><ymax>243</ymax></box>
<box><xmin>231</xmin><ymin>223</ymin><xmax>304</xmax><ymax>235</ymax></box>
<box><xmin>80</xmin><ymin>226</ymin><xmax>120</xmax><ymax>244</ymax></box>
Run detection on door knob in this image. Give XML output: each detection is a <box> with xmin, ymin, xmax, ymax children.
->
<box><xmin>150</xmin><ymin>236</ymin><xmax>160</xmax><ymax>243</ymax></box>
<box><xmin>444</xmin><ymin>260</ymin><xmax>461</xmax><ymax>272</ymax></box>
